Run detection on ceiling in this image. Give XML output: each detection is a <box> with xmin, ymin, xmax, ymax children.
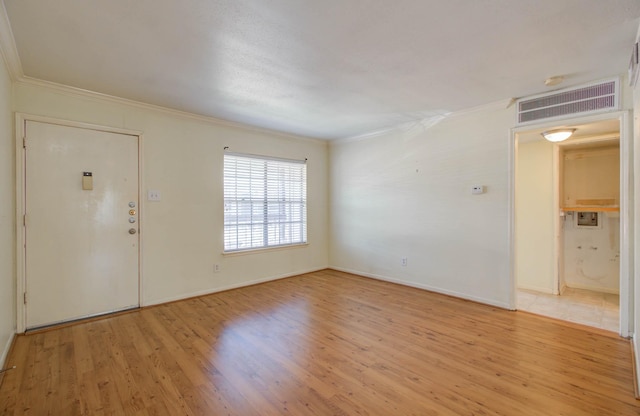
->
<box><xmin>3</xmin><ymin>1</ymin><xmax>640</xmax><ymax>140</ymax></box>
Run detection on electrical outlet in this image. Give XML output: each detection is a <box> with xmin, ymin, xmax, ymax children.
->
<box><xmin>147</xmin><ymin>190</ymin><xmax>161</xmax><ymax>201</ymax></box>
<box><xmin>214</xmin><ymin>264</ymin><xmax>220</xmax><ymax>273</ymax></box>
<box><xmin>401</xmin><ymin>257</ymin><xmax>408</xmax><ymax>267</ymax></box>
<box><xmin>471</xmin><ymin>185</ymin><xmax>485</xmax><ymax>195</ymax></box>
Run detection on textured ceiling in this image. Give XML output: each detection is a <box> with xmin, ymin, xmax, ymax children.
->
<box><xmin>3</xmin><ymin>0</ymin><xmax>640</xmax><ymax>140</ymax></box>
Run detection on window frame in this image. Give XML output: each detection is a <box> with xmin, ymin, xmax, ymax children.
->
<box><xmin>223</xmin><ymin>151</ymin><xmax>308</xmax><ymax>253</ymax></box>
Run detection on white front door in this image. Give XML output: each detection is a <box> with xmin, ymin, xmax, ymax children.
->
<box><xmin>24</xmin><ymin>120</ymin><xmax>140</xmax><ymax>329</ymax></box>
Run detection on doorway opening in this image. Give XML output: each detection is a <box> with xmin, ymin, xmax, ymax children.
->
<box><xmin>512</xmin><ymin>113</ymin><xmax>630</xmax><ymax>335</ymax></box>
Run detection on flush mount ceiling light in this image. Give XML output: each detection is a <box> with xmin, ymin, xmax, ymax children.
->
<box><xmin>542</xmin><ymin>128</ymin><xmax>576</xmax><ymax>142</ymax></box>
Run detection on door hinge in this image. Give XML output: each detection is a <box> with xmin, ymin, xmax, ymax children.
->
<box><xmin>22</xmin><ymin>136</ymin><xmax>26</xmax><ymax>148</ymax></box>
<box><xmin>23</xmin><ymin>214</ymin><xmax>26</xmax><ymax>227</ymax></box>
<box><xmin>23</xmin><ymin>292</ymin><xmax>26</xmax><ymax>304</ymax></box>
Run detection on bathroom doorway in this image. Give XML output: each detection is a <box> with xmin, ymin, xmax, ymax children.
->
<box><xmin>512</xmin><ymin>113</ymin><xmax>630</xmax><ymax>335</ymax></box>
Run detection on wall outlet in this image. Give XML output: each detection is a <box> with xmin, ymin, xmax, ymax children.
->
<box><xmin>471</xmin><ymin>185</ymin><xmax>485</xmax><ymax>195</ymax></box>
<box><xmin>401</xmin><ymin>257</ymin><xmax>408</xmax><ymax>267</ymax></box>
<box><xmin>147</xmin><ymin>190</ymin><xmax>161</xmax><ymax>201</ymax></box>
<box><xmin>214</xmin><ymin>264</ymin><xmax>220</xmax><ymax>273</ymax></box>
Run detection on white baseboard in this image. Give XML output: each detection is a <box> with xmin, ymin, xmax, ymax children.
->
<box><xmin>559</xmin><ymin>283</ymin><xmax>567</xmax><ymax>295</ymax></box>
<box><xmin>517</xmin><ymin>284</ymin><xmax>556</xmax><ymax>294</ymax></box>
<box><xmin>0</xmin><ymin>331</ymin><xmax>15</xmax><ymax>370</ymax></box>
<box><xmin>632</xmin><ymin>334</ymin><xmax>640</xmax><ymax>398</ymax></box>
<box><xmin>329</xmin><ymin>266</ymin><xmax>512</xmax><ymax>310</ymax></box>
<box><xmin>143</xmin><ymin>266</ymin><xmax>329</xmax><ymax>307</ymax></box>
<box><xmin>564</xmin><ymin>282</ymin><xmax>620</xmax><ymax>295</ymax></box>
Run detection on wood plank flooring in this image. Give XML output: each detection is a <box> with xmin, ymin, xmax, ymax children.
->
<box><xmin>1</xmin><ymin>269</ymin><xmax>639</xmax><ymax>415</ymax></box>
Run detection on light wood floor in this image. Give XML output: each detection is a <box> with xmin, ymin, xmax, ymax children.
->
<box><xmin>1</xmin><ymin>269</ymin><xmax>639</xmax><ymax>415</ymax></box>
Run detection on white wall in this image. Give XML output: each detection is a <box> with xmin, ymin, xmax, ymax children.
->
<box><xmin>13</xmin><ymin>81</ymin><xmax>329</xmax><ymax>307</ymax></box>
<box><xmin>329</xmin><ymin>104</ymin><xmax>513</xmax><ymax>308</ymax></box>
<box><xmin>0</xmin><ymin>54</ymin><xmax>14</xmax><ymax>365</ymax></box>
<box><xmin>515</xmin><ymin>139</ymin><xmax>556</xmax><ymax>293</ymax></box>
<box><xmin>563</xmin><ymin>212</ymin><xmax>619</xmax><ymax>293</ymax></box>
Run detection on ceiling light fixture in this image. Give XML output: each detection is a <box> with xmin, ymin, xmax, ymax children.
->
<box><xmin>542</xmin><ymin>128</ymin><xmax>576</xmax><ymax>142</ymax></box>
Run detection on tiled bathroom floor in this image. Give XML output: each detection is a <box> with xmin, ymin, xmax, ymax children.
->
<box><xmin>517</xmin><ymin>287</ymin><xmax>619</xmax><ymax>333</ymax></box>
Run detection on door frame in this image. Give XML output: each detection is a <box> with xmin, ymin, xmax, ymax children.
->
<box><xmin>15</xmin><ymin>113</ymin><xmax>144</xmax><ymax>333</ymax></box>
<box><xmin>509</xmin><ymin>110</ymin><xmax>632</xmax><ymax>337</ymax></box>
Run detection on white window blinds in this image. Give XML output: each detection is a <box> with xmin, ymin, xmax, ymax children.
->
<box><xmin>224</xmin><ymin>152</ymin><xmax>307</xmax><ymax>252</ymax></box>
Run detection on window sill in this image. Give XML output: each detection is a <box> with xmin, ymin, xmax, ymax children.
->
<box><xmin>222</xmin><ymin>243</ymin><xmax>309</xmax><ymax>257</ymax></box>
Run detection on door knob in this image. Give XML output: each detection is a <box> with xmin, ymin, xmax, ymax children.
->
<box><xmin>128</xmin><ymin>228</ymin><xmax>137</xmax><ymax>235</ymax></box>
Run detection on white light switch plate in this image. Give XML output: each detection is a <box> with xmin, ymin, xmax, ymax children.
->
<box><xmin>147</xmin><ymin>190</ymin><xmax>161</xmax><ymax>201</ymax></box>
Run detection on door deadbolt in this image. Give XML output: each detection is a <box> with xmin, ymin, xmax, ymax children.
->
<box><xmin>129</xmin><ymin>209</ymin><xmax>136</xmax><ymax>215</ymax></box>
<box><xmin>128</xmin><ymin>228</ymin><xmax>137</xmax><ymax>235</ymax></box>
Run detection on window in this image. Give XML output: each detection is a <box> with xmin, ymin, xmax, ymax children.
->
<box><xmin>224</xmin><ymin>152</ymin><xmax>307</xmax><ymax>252</ymax></box>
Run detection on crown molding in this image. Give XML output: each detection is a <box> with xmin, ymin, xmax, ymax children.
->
<box><xmin>0</xmin><ymin>0</ymin><xmax>513</xmax><ymax>147</ymax></box>
<box><xmin>0</xmin><ymin>0</ymin><xmax>506</xmax><ymax>148</ymax></box>
<box><xmin>0</xmin><ymin>1</ymin><xmax>23</xmax><ymax>80</ymax></box>
<box><xmin>15</xmin><ymin>76</ymin><xmax>327</xmax><ymax>145</ymax></box>
<box><xmin>0</xmin><ymin>3</ymin><xmax>324</xmax><ymax>145</ymax></box>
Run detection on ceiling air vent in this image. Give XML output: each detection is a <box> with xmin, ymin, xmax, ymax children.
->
<box><xmin>516</xmin><ymin>79</ymin><xmax>619</xmax><ymax>125</ymax></box>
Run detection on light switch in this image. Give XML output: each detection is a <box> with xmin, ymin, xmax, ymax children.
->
<box><xmin>147</xmin><ymin>190</ymin><xmax>161</xmax><ymax>201</ymax></box>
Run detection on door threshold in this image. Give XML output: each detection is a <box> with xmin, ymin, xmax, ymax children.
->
<box><xmin>25</xmin><ymin>307</ymin><xmax>140</xmax><ymax>334</ymax></box>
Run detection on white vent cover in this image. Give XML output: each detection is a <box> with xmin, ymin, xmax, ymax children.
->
<box><xmin>516</xmin><ymin>79</ymin><xmax>619</xmax><ymax>125</ymax></box>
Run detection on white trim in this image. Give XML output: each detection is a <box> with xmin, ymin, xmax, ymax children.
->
<box><xmin>15</xmin><ymin>113</ymin><xmax>143</xmax><ymax>137</ymax></box>
<box><xmin>15</xmin><ymin>77</ymin><xmax>326</xmax><ymax>145</ymax></box>
<box><xmin>563</xmin><ymin>283</ymin><xmax>620</xmax><ymax>295</ymax></box>
<box><xmin>224</xmin><ymin>150</ymin><xmax>307</xmax><ymax>164</ymax></box>
<box><xmin>507</xmin><ymin>127</ymin><xmax>517</xmax><ymax>309</ymax></box>
<box><xmin>15</xmin><ymin>113</ymin><xmax>144</xmax><ymax>333</ymax></box>
<box><xmin>634</xmin><ymin>334</ymin><xmax>640</xmax><ymax>397</ymax></box>
<box><xmin>511</xmin><ymin>110</ymin><xmax>627</xmax><ymax>136</ymax></box>
<box><xmin>619</xmin><ymin>110</ymin><xmax>632</xmax><ymax>337</ymax></box>
<box><xmin>143</xmin><ymin>266</ymin><xmax>327</xmax><ymax>307</ymax></box>
<box><xmin>517</xmin><ymin>284</ymin><xmax>555</xmax><ymax>295</ymax></box>
<box><xmin>559</xmin><ymin>282</ymin><xmax>568</xmax><ymax>295</ymax></box>
<box><xmin>137</xmin><ymin>132</ymin><xmax>145</xmax><ymax>311</ymax></box>
<box><xmin>222</xmin><ymin>243</ymin><xmax>309</xmax><ymax>257</ymax></box>
<box><xmin>0</xmin><ymin>332</ymin><xmax>15</xmax><ymax>370</ymax></box>
<box><xmin>0</xmin><ymin>2</ymin><xmax>23</xmax><ymax>80</ymax></box>
<box><xmin>15</xmin><ymin>113</ymin><xmax>25</xmax><ymax>333</ymax></box>
<box><xmin>510</xmin><ymin>110</ymin><xmax>632</xmax><ymax>338</ymax></box>
<box><xmin>330</xmin><ymin>266</ymin><xmax>513</xmax><ymax>310</ymax></box>
<box><xmin>552</xmin><ymin>144</ymin><xmax>561</xmax><ymax>295</ymax></box>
